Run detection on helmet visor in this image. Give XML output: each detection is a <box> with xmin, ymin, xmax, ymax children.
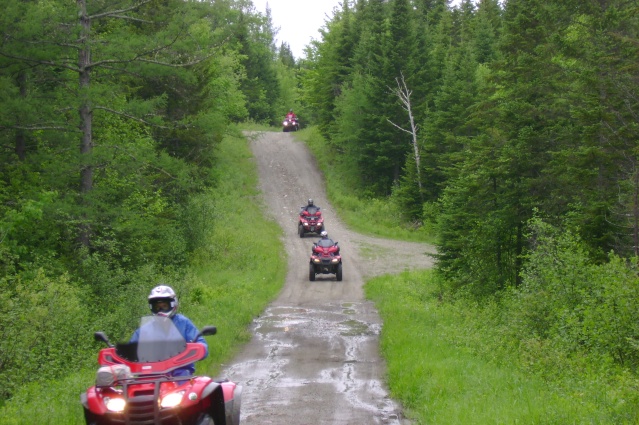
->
<box><xmin>150</xmin><ymin>298</ymin><xmax>173</xmax><ymax>314</ymax></box>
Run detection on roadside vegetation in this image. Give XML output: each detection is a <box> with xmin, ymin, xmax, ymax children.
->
<box><xmin>296</xmin><ymin>1</ymin><xmax>639</xmax><ymax>423</ymax></box>
<box><xmin>299</xmin><ymin>120</ymin><xmax>639</xmax><ymax>422</ymax></box>
<box><xmin>298</xmin><ymin>125</ymin><xmax>639</xmax><ymax>424</ymax></box>
<box><xmin>368</xmin><ymin>267</ymin><xmax>639</xmax><ymax>424</ymax></box>
<box><xmin>0</xmin><ymin>128</ymin><xmax>286</xmax><ymax>423</ymax></box>
<box><xmin>0</xmin><ymin>0</ymin><xmax>290</xmax><ymax>421</ymax></box>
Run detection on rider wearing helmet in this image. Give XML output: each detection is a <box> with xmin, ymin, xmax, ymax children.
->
<box><xmin>286</xmin><ymin>109</ymin><xmax>297</xmax><ymax>122</ymax></box>
<box><xmin>300</xmin><ymin>198</ymin><xmax>320</xmax><ymax>215</ymax></box>
<box><xmin>130</xmin><ymin>285</ymin><xmax>208</xmax><ymax>376</ymax></box>
<box><xmin>313</xmin><ymin>230</ymin><xmax>339</xmax><ymax>254</ymax></box>
<box><xmin>315</xmin><ymin>231</ymin><xmax>333</xmax><ymax>247</ymax></box>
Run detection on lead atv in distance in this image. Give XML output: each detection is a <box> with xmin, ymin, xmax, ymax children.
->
<box><xmin>309</xmin><ymin>238</ymin><xmax>343</xmax><ymax>281</ymax></box>
<box><xmin>282</xmin><ymin>117</ymin><xmax>299</xmax><ymax>132</ymax></box>
<box><xmin>298</xmin><ymin>206</ymin><xmax>324</xmax><ymax>238</ymax></box>
<box><xmin>81</xmin><ymin>315</ymin><xmax>242</xmax><ymax>425</ymax></box>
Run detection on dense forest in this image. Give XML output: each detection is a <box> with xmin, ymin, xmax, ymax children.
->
<box><xmin>1</xmin><ymin>0</ymin><xmax>639</xmax><ymax>418</ymax></box>
<box><xmin>301</xmin><ymin>0</ymin><xmax>639</xmax><ymax>389</ymax></box>
<box><xmin>0</xmin><ymin>0</ymin><xmax>297</xmax><ymax>403</ymax></box>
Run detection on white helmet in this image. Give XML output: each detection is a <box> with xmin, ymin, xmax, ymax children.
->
<box><xmin>320</xmin><ymin>231</ymin><xmax>328</xmax><ymax>238</ymax></box>
<box><xmin>148</xmin><ymin>285</ymin><xmax>178</xmax><ymax>318</ymax></box>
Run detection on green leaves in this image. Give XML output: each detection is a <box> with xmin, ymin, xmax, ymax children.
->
<box><xmin>0</xmin><ymin>0</ymin><xmax>280</xmax><ymax>403</ymax></box>
<box><xmin>508</xmin><ymin>217</ymin><xmax>639</xmax><ymax>369</ymax></box>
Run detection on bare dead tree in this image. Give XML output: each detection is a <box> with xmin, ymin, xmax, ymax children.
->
<box><xmin>387</xmin><ymin>71</ymin><xmax>423</xmax><ymax>193</ymax></box>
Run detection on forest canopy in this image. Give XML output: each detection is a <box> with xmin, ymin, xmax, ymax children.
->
<box><xmin>297</xmin><ymin>0</ymin><xmax>639</xmax><ymax>383</ymax></box>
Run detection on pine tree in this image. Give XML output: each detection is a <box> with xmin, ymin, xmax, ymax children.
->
<box><xmin>544</xmin><ymin>0</ymin><xmax>639</xmax><ymax>258</ymax></box>
<box><xmin>436</xmin><ymin>0</ymin><xmax>563</xmax><ymax>291</ymax></box>
<box><xmin>235</xmin><ymin>9</ymin><xmax>280</xmax><ymax>123</ymax></box>
<box><xmin>278</xmin><ymin>42</ymin><xmax>296</xmax><ymax>68</ymax></box>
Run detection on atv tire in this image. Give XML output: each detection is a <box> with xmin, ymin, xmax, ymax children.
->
<box><xmin>336</xmin><ymin>263</ymin><xmax>343</xmax><ymax>281</ymax></box>
<box><xmin>298</xmin><ymin>224</ymin><xmax>305</xmax><ymax>238</ymax></box>
<box><xmin>231</xmin><ymin>386</ymin><xmax>242</xmax><ymax>425</ymax></box>
<box><xmin>309</xmin><ymin>264</ymin><xmax>316</xmax><ymax>281</ymax></box>
<box><xmin>195</xmin><ymin>414</ymin><xmax>214</xmax><ymax>425</ymax></box>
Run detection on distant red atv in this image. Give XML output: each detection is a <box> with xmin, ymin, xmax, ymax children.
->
<box><xmin>81</xmin><ymin>316</ymin><xmax>242</xmax><ymax>425</ymax></box>
<box><xmin>298</xmin><ymin>206</ymin><xmax>324</xmax><ymax>238</ymax></box>
<box><xmin>309</xmin><ymin>238</ymin><xmax>343</xmax><ymax>281</ymax></box>
<box><xmin>282</xmin><ymin>117</ymin><xmax>299</xmax><ymax>132</ymax></box>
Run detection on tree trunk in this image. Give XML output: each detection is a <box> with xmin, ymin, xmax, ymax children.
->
<box><xmin>15</xmin><ymin>71</ymin><xmax>27</xmax><ymax>161</ymax></box>
<box><xmin>388</xmin><ymin>72</ymin><xmax>423</xmax><ymax>194</ymax></box>
<box><xmin>78</xmin><ymin>0</ymin><xmax>93</xmax><ymax>248</ymax></box>
<box><xmin>634</xmin><ymin>167</ymin><xmax>639</xmax><ymax>257</ymax></box>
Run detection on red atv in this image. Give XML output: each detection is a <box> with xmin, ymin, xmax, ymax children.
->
<box><xmin>81</xmin><ymin>316</ymin><xmax>242</xmax><ymax>425</ymax></box>
<box><xmin>282</xmin><ymin>117</ymin><xmax>299</xmax><ymax>132</ymax></box>
<box><xmin>309</xmin><ymin>238</ymin><xmax>343</xmax><ymax>281</ymax></box>
<box><xmin>298</xmin><ymin>206</ymin><xmax>324</xmax><ymax>238</ymax></box>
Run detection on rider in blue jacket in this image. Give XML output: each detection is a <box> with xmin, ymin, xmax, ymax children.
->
<box><xmin>130</xmin><ymin>285</ymin><xmax>207</xmax><ymax>376</ymax></box>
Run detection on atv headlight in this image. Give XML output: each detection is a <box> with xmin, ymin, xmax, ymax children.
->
<box><xmin>331</xmin><ymin>258</ymin><xmax>339</xmax><ymax>263</ymax></box>
<box><xmin>313</xmin><ymin>258</ymin><xmax>321</xmax><ymax>263</ymax></box>
<box><xmin>160</xmin><ymin>391</ymin><xmax>185</xmax><ymax>409</ymax></box>
<box><xmin>104</xmin><ymin>397</ymin><xmax>126</xmax><ymax>412</ymax></box>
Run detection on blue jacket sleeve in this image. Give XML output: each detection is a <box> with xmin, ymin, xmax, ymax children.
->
<box><xmin>130</xmin><ymin>328</ymin><xmax>140</xmax><ymax>343</ymax></box>
<box><xmin>174</xmin><ymin>315</ymin><xmax>209</xmax><ymax>359</ymax></box>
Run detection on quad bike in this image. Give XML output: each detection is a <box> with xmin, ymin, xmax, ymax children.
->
<box><xmin>298</xmin><ymin>206</ymin><xmax>324</xmax><ymax>238</ymax></box>
<box><xmin>282</xmin><ymin>117</ymin><xmax>299</xmax><ymax>132</ymax></box>
<box><xmin>81</xmin><ymin>315</ymin><xmax>242</xmax><ymax>425</ymax></box>
<box><xmin>309</xmin><ymin>238</ymin><xmax>343</xmax><ymax>281</ymax></box>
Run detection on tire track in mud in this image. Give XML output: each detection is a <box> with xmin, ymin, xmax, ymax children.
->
<box><xmin>223</xmin><ymin>132</ymin><xmax>435</xmax><ymax>424</ymax></box>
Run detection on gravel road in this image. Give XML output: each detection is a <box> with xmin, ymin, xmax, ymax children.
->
<box><xmin>223</xmin><ymin>131</ymin><xmax>436</xmax><ymax>424</ymax></box>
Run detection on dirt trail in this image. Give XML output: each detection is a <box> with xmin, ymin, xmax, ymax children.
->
<box><xmin>223</xmin><ymin>131</ymin><xmax>436</xmax><ymax>424</ymax></box>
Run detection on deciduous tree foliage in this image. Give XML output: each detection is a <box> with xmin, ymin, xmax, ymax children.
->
<box><xmin>0</xmin><ymin>0</ymin><xmax>280</xmax><ymax>401</ymax></box>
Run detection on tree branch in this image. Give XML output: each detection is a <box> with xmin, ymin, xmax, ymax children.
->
<box><xmin>93</xmin><ymin>106</ymin><xmax>194</xmax><ymax>131</ymax></box>
<box><xmin>88</xmin><ymin>0</ymin><xmax>154</xmax><ymax>20</ymax></box>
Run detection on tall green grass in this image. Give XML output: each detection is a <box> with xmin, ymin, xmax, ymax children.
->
<box><xmin>0</xmin><ymin>126</ymin><xmax>286</xmax><ymax>424</ymax></box>
<box><xmin>366</xmin><ymin>270</ymin><xmax>639</xmax><ymax>424</ymax></box>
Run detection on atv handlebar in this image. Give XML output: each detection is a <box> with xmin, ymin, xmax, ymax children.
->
<box><xmin>195</xmin><ymin>325</ymin><xmax>217</xmax><ymax>341</ymax></box>
<box><xmin>94</xmin><ymin>331</ymin><xmax>113</xmax><ymax>348</ymax></box>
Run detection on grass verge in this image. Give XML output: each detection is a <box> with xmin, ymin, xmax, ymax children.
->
<box><xmin>366</xmin><ymin>269</ymin><xmax>638</xmax><ymax>424</ymax></box>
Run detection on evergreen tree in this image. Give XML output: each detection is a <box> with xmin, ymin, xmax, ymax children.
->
<box><xmin>436</xmin><ymin>0</ymin><xmax>564</xmax><ymax>291</ymax></box>
<box><xmin>298</xmin><ymin>1</ymin><xmax>353</xmax><ymax>135</ymax></box>
<box><xmin>544</xmin><ymin>0</ymin><xmax>639</xmax><ymax>258</ymax></box>
<box><xmin>234</xmin><ymin>7</ymin><xmax>280</xmax><ymax>123</ymax></box>
<box><xmin>472</xmin><ymin>0</ymin><xmax>502</xmax><ymax>64</ymax></box>
<box><xmin>381</xmin><ymin>0</ymin><xmax>418</xmax><ymax>192</ymax></box>
<box><xmin>332</xmin><ymin>0</ymin><xmax>418</xmax><ymax>196</ymax></box>
<box><xmin>278</xmin><ymin>42</ymin><xmax>296</xmax><ymax>68</ymax></box>
<box><xmin>343</xmin><ymin>0</ymin><xmax>392</xmax><ymax>195</ymax></box>
<box><xmin>0</xmin><ymin>0</ymin><xmax>220</xmax><ymax>248</ymax></box>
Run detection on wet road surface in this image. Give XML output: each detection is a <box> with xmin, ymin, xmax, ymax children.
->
<box><xmin>224</xmin><ymin>132</ymin><xmax>435</xmax><ymax>424</ymax></box>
